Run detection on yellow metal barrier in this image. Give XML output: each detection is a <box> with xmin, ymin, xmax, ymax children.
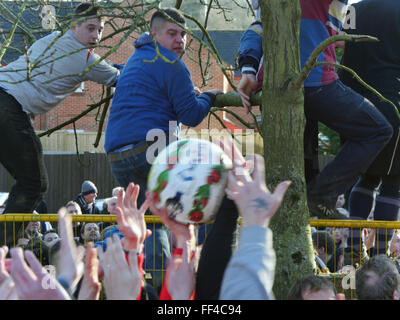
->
<box><xmin>1</xmin><ymin>214</ymin><xmax>399</xmax><ymax>298</ymax></box>
<box><xmin>310</xmin><ymin>219</ymin><xmax>400</xmax><ymax>229</ymax></box>
<box><xmin>310</xmin><ymin>218</ymin><xmax>400</xmax><ymax>299</ymax></box>
<box><xmin>0</xmin><ymin>214</ymin><xmax>163</xmax><ymax>223</ymax></box>
<box><xmin>0</xmin><ymin>214</ymin><xmax>209</xmax><ymax>292</ymax></box>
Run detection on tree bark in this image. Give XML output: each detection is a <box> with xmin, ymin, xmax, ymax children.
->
<box><xmin>259</xmin><ymin>1</ymin><xmax>315</xmax><ymax>299</ymax></box>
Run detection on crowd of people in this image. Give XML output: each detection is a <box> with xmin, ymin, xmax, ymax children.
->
<box><xmin>0</xmin><ymin>0</ymin><xmax>400</xmax><ymax>300</ymax></box>
<box><xmin>1</xmin><ymin>137</ymin><xmax>400</xmax><ymax>301</ymax></box>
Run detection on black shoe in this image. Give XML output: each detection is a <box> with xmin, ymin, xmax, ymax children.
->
<box><xmin>308</xmin><ymin>198</ymin><xmax>348</xmax><ymax>220</ymax></box>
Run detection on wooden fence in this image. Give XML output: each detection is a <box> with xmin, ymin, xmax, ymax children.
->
<box><xmin>0</xmin><ymin>153</ymin><xmax>118</xmax><ymax>214</ymax></box>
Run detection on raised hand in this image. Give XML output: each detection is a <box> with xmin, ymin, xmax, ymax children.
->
<box><xmin>78</xmin><ymin>242</ymin><xmax>101</xmax><ymax>300</ymax></box>
<box><xmin>10</xmin><ymin>248</ymin><xmax>70</xmax><ymax>300</ymax></box>
<box><xmin>0</xmin><ymin>246</ymin><xmax>17</xmax><ymax>300</ymax></box>
<box><xmin>226</xmin><ymin>154</ymin><xmax>291</xmax><ymax>228</ymax></box>
<box><xmin>167</xmin><ymin>239</ymin><xmax>196</xmax><ymax>300</ymax></box>
<box><xmin>146</xmin><ymin>191</ymin><xmax>193</xmax><ymax>248</ymax></box>
<box><xmin>115</xmin><ymin>182</ymin><xmax>151</xmax><ymax>252</ymax></box>
<box><xmin>56</xmin><ymin>207</ymin><xmax>85</xmax><ymax>292</ymax></box>
<box><xmin>98</xmin><ymin>234</ymin><xmax>141</xmax><ymax>300</ymax></box>
<box><xmin>237</xmin><ymin>73</ymin><xmax>258</xmax><ymax>114</ymax></box>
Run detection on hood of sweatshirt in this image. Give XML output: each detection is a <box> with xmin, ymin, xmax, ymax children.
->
<box><xmin>134</xmin><ymin>32</ymin><xmax>153</xmax><ymax>49</ymax></box>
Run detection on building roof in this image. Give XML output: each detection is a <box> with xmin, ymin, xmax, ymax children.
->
<box><xmin>1</xmin><ymin>3</ymin><xmax>244</xmax><ymax>76</ymax></box>
<box><xmin>193</xmin><ymin>30</ymin><xmax>243</xmax><ymax>77</ymax></box>
<box><xmin>0</xmin><ymin>1</ymin><xmax>79</xmax><ymax>64</ymax></box>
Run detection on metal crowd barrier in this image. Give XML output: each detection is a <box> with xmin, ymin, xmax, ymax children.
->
<box><xmin>1</xmin><ymin>214</ymin><xmax>399</xmax><ymax>298</ymax></box>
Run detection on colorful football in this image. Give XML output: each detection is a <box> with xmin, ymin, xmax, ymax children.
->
<box><xmin>147</xmin><ymin>139</ymin><xmax>233</xmax><ymax>224</ymax></box>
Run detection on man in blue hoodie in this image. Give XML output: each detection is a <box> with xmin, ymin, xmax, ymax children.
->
<box><xmin>104</xmin><ymin>8</ymin><xmax>221</xmax><ymax>292</ymax></box>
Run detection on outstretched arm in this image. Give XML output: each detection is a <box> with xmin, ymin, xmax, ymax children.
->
<box><xmin>98</xmin><ymin>235</ymin><xmax>141</xmax><ymax>300</ymax></box>
<box><xmin>146</xmin><ymin>193</ymin><xmax>196</xmax><ymax>300</ymax></box>
<box><xmin>115</xmin><ymin>182</ymin><xmax>151</xmax><ymax>252</ymax></box>
<box><xmin>220</xmin><ymin>154</ymin><xmax>291</xmax><ymax>300</ymax></box>
<box><xmin>0</xmin><ymin>246</ymin><xmax>17</xmax><ymax>300</ymax></box>
<box><xmin>10</xmin><ymin>248</ymin><xmax>71</xmax><ymax>300</ymax></box>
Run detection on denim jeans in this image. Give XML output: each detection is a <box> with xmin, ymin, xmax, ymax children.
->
<box><xmin>108</xmin><ymin>148</ymin><xmax>171</xmax><ymax>292</ymax></box>
<box><xmin>305</xmin><ymin>80</ymin><xmax>393</xmax><ymax>201</ymax></box>
<box><xmin>0</xmin><ymin>89</ymin><xmax>48</xmax><ymax>247</ymax></box>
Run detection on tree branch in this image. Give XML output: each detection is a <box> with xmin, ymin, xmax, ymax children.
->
<box><xmin>175</xmin><ymin>0</ymin><xmax>184</xmax><ymax>9</ymax></box>
<box><xmin>93</xmin><ymin>87</ymin><xmax>112</xmax><ymax>148</ymax></box>
<box><xmin>316</xmin><ymin>61</ymin><xmax>400</xmax><ymax>116</ymax></box>
<box><xmin>210</xmin><ymin>106</ymin><xmax>255</xmax><ymax>129</ymax></box>
<box><xmin>293</xmin><ymin>34</ymin><xmax>379</xmax><ymax>90</ymax></box>
<box><xmin>0</xmin><ymin>0</ymin><xmax>27</xmax><ymax>63</ymax></box>
<box><xmin>213</xmin><ymin>91</ymin><xmax>262</xmax><ymax>107</ymax></box>
<box><xmin>37</xmin><ymin>94</ymin><xmax>113</xmax><ymax>138</ymax></box>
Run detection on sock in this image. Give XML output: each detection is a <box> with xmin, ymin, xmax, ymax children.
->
<box><xmin>372</xmin><ymin>195</ymin><xmax>400</xmax><ymax>256</ymax></box>
<box><xmin>347</xmin><ymin>187</ymin><xmax>376</xmax><ymax>250</ymax></box>
<box><xmin>349</xmin><ymin>186</ymin><xmax>376</xmax><ymax>219</ymax></box>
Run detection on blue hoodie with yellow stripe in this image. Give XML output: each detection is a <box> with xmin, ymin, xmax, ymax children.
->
<box><xmin>105</xmin><ymin>33</ymin><xmax>213</xmax><ymax>153</ymax></box>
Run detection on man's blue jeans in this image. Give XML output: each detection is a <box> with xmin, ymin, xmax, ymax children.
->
<box><xmin>108</xmin><ymin>148</ymin><xmax>171</xmax><ymax>292</ymax></box>
<box><xmin>0</xmin><ymin>89</ymin><xmax>48</xmax><ymax>247</ymax></box>
<box><xmin>305</xmin><ymin>80</ymin><xmax>393</xmax><ymax>202</ymax></box>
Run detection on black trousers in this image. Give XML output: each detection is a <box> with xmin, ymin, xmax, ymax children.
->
<box><xmin>305</xmin><ymin>80</ymin><xmax>393</xmax><ymax>201</ymax></box>
<box><xmin>0</xmin><ymin>89</ymin><xmax>48</xmax><ymax>247</ymax></box>
<box><xmin>195</xmin><ymin>196</ymin><xmax>239</xmax><ymax>300</ymax></box>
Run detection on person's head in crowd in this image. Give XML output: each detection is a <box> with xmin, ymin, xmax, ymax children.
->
<box><xmin>71</xmin><ymin>3</ymin><xmax>106</xmax><ymax>47</ymax></box>
<box><xmin>287</xmin><ymin>275</ymin><xmax>337</xmax><ymax>300</ymax></box>
<box><xmin>355</xmin><ymin>254</ymin><xmax>400</xmax><ymax>300</ymax></box>
<box><xmin>26</xmin><ymin>237</ymin><xmax>48</xmax><ymax>264</ymax></box>
<box><xmin>336</xmin><ymin>194</ymin><xmax>346</xmax><ymax>208</ymax></box>
<box><xmin>107</xmin><ymin>196</ymin><xmax>118</xmax><ymax>215</ymax></box>
<box><xmin>95</xmin><ymin>225</ymin><xmax>123</xmax><ymax>252</ymax></box>
<box><xmin>66</xmin><ymin>200</ymin><xmax>82</xmax><ymax>230</ymax></box>
<box><xmin>101</xmin><ymin>197</ymin><xmax>110</xmax><ymax>213</ymax></box>
<box><xmin>66</xmin><ymin>201</ymin><xmax>82</xmax><ymax>216</ymax></box>
<box><xmin>332</xmin><ymin>227</ymin><xmax>349</xmax><ymax>247</ymax></box>
<box><xmin>81</xmin><ymin>180</ymin><xmax>98</xmax><ymax>205</ymax></box>
<box><xmin>112</xmin><ymin>186</ymin><xmax>123</xmax><ymax>197</ymax></box>
<box><xmin>25</xmin><ymin>211</ymin><xmax>42</xmax><ymax>238</ymax></box>
<box><xmin>390</xmin><ymin>230</ymin><xmax>400</xmax><ymax>258</ymax></box>
<box><xmin>80</xmin><ymin>222</ymin><xmax>101</xmax><ymax>243</ymax></box>
<box><xmin>150</xmin><ymin>8</ymin><xmax>186</xmax><ymax>56</ymax></box>
<box><xmin>101</xmin><ymin>225</ymin><xmax>122</xmax><ymax>240</ymax></box>
<box><xmin>43</xmin><ymin>229</ymin><xmax>60</xmax><ymax>248</ymax></box>
<box><xmin>48</xmin><ymin>237</ymin><xmax>81</xmax><ymax>267</ymax></box>
<box><xmin>312</xmin><ymin>230</ymin><xmax>335</xmax><ymax>263</ymax></box>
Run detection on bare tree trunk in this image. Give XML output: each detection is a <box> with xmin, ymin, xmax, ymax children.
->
<box><xmin>259</xmin><ymin>1</ymin><xmax>315</xmax><ymax>299</ymax></box>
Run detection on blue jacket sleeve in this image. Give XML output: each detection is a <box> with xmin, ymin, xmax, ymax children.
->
<box><xmin>113</xmin><ymin>63</ymin><xmax>124</xmax><ymax>70</ymax></box>
<box><xmin>165</xmin><ymin>62</ymin><xmax>212</xmax><ymax>127</ymax></box>
<box><xmin>238</xmin><ymin>21</ymin><xmax>263</xmax><ymax>70</ymax></box>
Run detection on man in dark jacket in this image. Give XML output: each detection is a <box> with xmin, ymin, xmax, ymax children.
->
<box><xmin>339</xmin><ymin>0</ymin><xmax>400</xmax><ymax>256</ymax></box>
<box><xmin>75</xmin><ymin>180</ymin><xmax>100</xmax><ymax>215</ymax></box>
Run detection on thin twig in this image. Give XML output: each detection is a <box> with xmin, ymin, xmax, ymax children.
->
<box><xmin>316</xmin><ymin>61</ymin><xmax>400</xmax><ymax>116</ymax></box>
<box><xmin>37</xmin><ymin>93</ymin><xmax>113</xmax><ymax>137</ymax></box>
<box><xmin>93</xmin><ymin>87</ymin><xmax>112</xmax><ymax>148</ymax></box>
<box><xmin>294</xmin><ymin>34</ymin><xmax>379</xmax><ymax>90</ymax></box>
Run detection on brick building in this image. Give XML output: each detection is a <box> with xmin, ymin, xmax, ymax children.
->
<box><xmin>1</xmin><ymin>3</ymin><xmax>259</xmax><ymax>151</ymax></box>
